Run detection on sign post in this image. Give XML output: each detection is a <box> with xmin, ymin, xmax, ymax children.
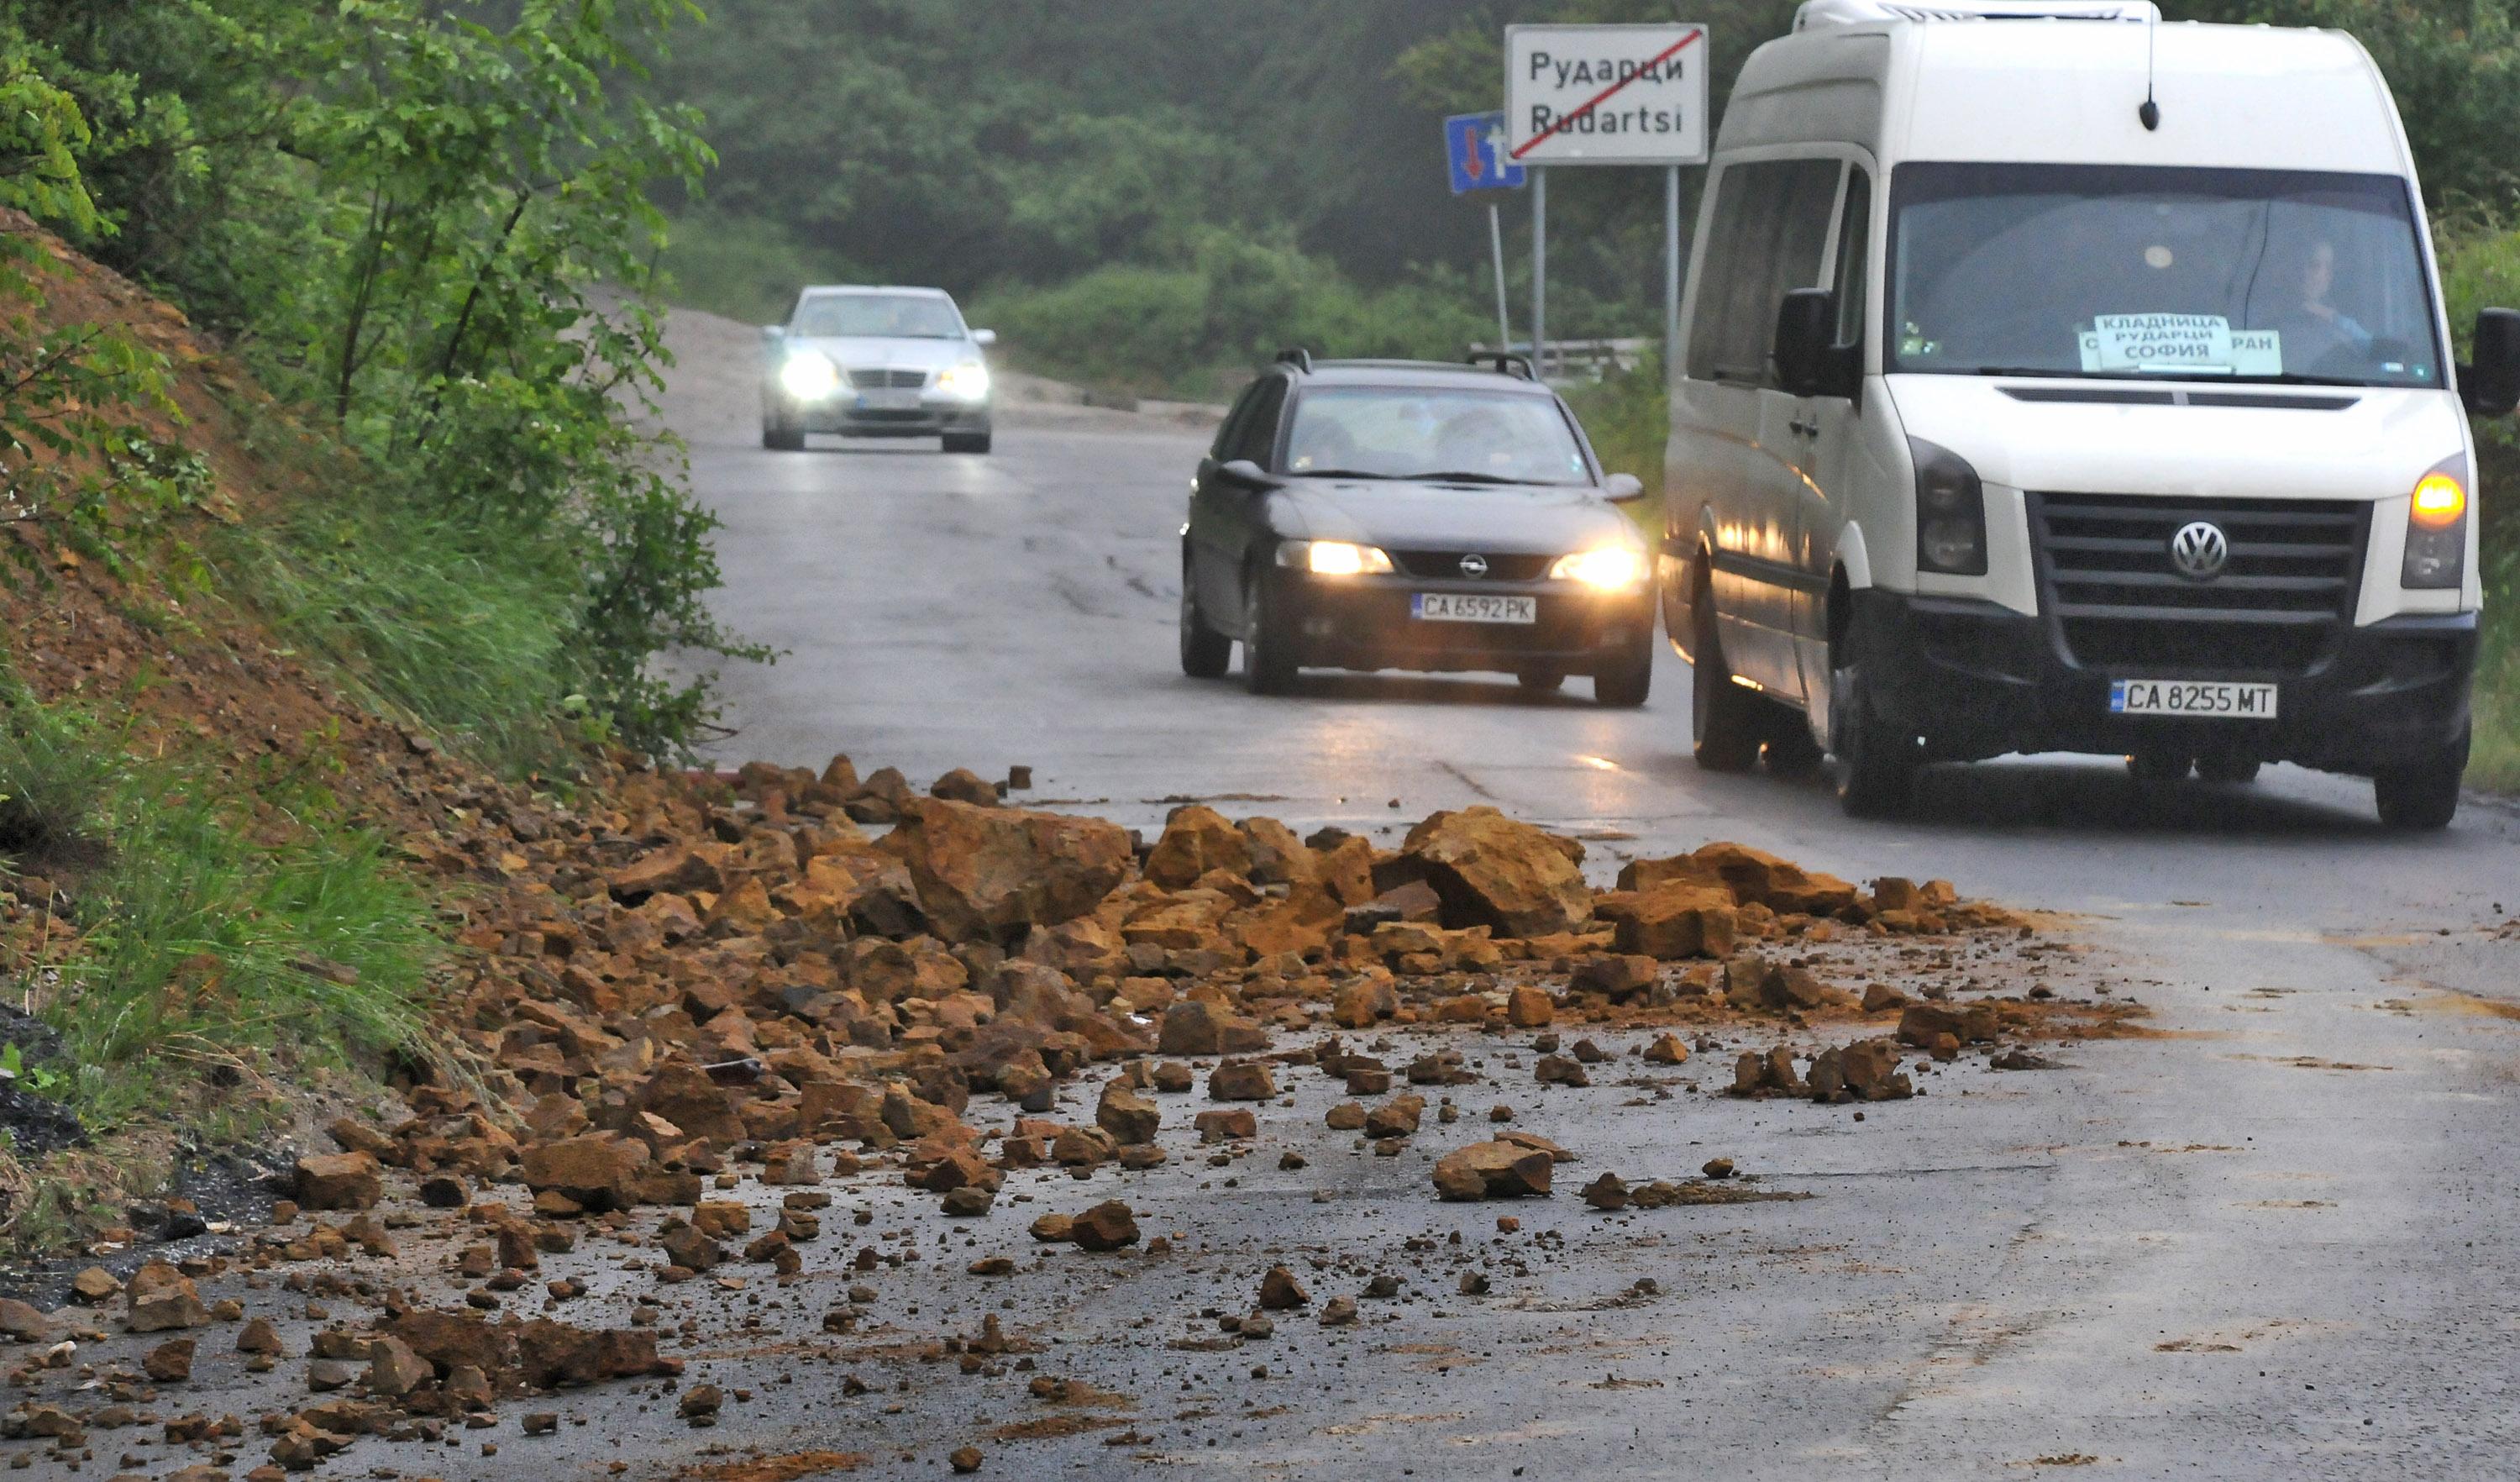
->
<box><xmin>1504</xmin><ymin>24</ymin><xmax>1711</xmax><ymax>381</ymax></box>
<box><xmin>1444</xmin><ymin>110</ymin><xmax>1527</xmax><ymax>359</ymax></box>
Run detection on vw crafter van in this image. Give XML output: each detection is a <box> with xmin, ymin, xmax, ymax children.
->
<box><xmin>1663</xmin><ymin>0</ymin><xmax>2520</xmax><ymax>827</ymax></box>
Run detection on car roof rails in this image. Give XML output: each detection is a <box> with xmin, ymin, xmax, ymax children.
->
<box><xmin>1467</xmin><ymin>351</ymin><xmax>1537</xmax><ymax>381</ymax></box>
<box><xmin>1274</xmin><ymin>347</ymin><xmax>1314</xmax><ymax>373</ymax></box>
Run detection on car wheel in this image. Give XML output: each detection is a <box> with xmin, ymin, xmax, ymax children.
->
<box><xmin>1242</xmin><ymin>568</ymin><xmax>1297</xmax><ymax>696</ymax></box>
<box><xmin>942</xmin><ymin>432</ymin><xmax>992</xmax><ymax>455</ymax></box>
<box><xmin>2373</xmin><ymin>727</ymin><xmax>2467</xmax><ymax>831</ymax></box>
<box><xmin>1517</xmin><ymin>669</ymin><xmax>1566</xmax><ymax>694</ymax></box>
<box><xmin>2196</xmin><ymin>754</ymin><xmax>2261</xmax><ymax>786</ymax></box>
<box><xmin>2126</xmin><ymin>749</ymin><xmax>2192</xmax><ymax>782</ymax></box>
<box><xmin>1689</xmin><ymin>587</ymin><xmax>1762</xmax><ymax>770</ymax></box>
<box><xmin>1179</xmin><ymin>554</ymin><xmax>1232</xmax><ymax>680</ymax></box>
<box><xmin>1593</xmin><ymin>638</ymin><xmax>1651</xmax><ymax>709</ymax></box>
<box><xmin>762</xmin><ymin>418</ymin><xmax>805</xmax><ymax>452</ymax></box>
<box><xmin>1829</xmin><ymin>657</ymin><xmax>1914</xmax><ymax>817</ymax></box>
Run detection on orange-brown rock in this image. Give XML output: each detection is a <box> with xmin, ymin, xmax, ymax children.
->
<box><xmin>293</xmin><ymin>1152</ymin><xmax>382</xmax><ymax>1211</ymax></box>
<box><xmin>1593</xmin><ymin>883</ymin><xmax>1739</xmax><ymax>960</ymax></box>
<box><xmin>1144</xmin><ymin>805</ymin><xmax>1252</xmax><ymax>888</ymax></box>
<box><xmin>1401</xmin><ymin>807</ymin><xmax>1590</xmax><ymax>938</ymax></box>
<box><xmin>1431</xmin><ymin>1140</ymin><xmax>1555</xmax><ymax>1201</ymax></box>
<box><xmin>885</xmin><ymin>798</ymin><xmax>1131</xmax><ymax>943</ymax></box>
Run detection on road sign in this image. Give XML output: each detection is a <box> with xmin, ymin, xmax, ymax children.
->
<box><xmin>1504</xmin><ymin>24</ymin><xmax>1709</xmax><ymax>167</ymax></box>
<box><xmin>1445</xmin><ymin>111</ymin><xmax>1527</xmax><ymax>195</ymax></box>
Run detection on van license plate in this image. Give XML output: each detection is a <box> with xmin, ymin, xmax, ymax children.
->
<box><xmin>1413</xmin><ymin>593</ymin><xmax>1536</xmax><ymax>624</ymax></box>
<box><xmin>2110</xmin><ymin>679</ymin><xmax>2278</xmax><ymax>718</ymax></box>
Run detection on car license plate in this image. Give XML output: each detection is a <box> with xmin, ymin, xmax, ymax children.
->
<box><xmin>2109</xmin><ymin>679</ymin><xmax>2279</xmax><ymax>718</ymax></box>
<box><xmin>857</xmin><ymin>388</ymin><xmax>921</xmax><ymax>410</ymax></box>
<box><xmin>1413</xmin><ymin>592</ymin><xmax>1536</xmax><ymax>624</ymax></box>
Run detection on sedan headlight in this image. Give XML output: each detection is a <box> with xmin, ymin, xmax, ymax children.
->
<box><xmin>1278</xmin><ymin>539</ymin><xmax>1393</xmax><ymax>576</ymax></box>
<box><xmin>938</xmin><ymin>360</ymin><xmax>991</xmax><ymax>401</ymax></box>
<box><xmin>778</xmin><ymin>351</ymin><xmax>841</xmax><ymax>401</ymax></box>
<box><xmin>1549</xmin><ymin>546</ymin><xmax>1648</xmax><ymax>591</ymax></box>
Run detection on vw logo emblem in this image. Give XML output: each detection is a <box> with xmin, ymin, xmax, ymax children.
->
<box><xmin>2169</xmin><ymin>521</ymin><xmax>2229</xmax><ymax>580</ymax></box>
<box><xmin>1458</xmin><ymin>554</ymin><xmax>1490</xmax><ymax>578</ymax></box>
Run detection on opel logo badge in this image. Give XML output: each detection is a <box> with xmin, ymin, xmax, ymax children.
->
<box><xmin>1458</xmin><ymin>554</ymin><xmax>1490</xmax><ymax>578</ymax></box>
<box><xmin>2170</xmin><ymin>521</ymin><xmax>2229</xmax><ymax>580</ymax></box>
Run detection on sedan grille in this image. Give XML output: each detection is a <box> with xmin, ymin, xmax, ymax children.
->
<box><xmin>1390</xmin><ymin>550</ymin><xmax>1553</xmax><ymax>582</ymax></box>
<box><xmin>845</xmin><ymin>368</ymin><xmax>929</xmax><ymax>390</ymax></box>
<box><xmin>2027</xmin><ymin>491</ymin><xmax>2368</xmax><ymax>674</ymax></box>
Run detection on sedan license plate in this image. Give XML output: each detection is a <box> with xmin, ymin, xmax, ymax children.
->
<box><xmin>856</xmin><ymin>388</ymin><xmax>921</xmax><ymax>411</ymax></box>
<box><xmin>1413</xmin><ymin>592</ymin><xmax>1536</xmax><ymax>625</ymax></box>
<box><xmin>2109</xmin><ymin>679</ymin><xmax>2278</xmax><ymax>719</ymax></box>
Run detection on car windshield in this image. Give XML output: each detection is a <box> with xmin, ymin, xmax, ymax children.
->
<box><xmin>1283</xmin><ymin>387</ymin><xmax>1590</xmax><ymax>485</ymax></box>
<box><xmin>793</xmin><ymin>292</ymin><xmax>964</xmax><ymax>339</ymax></box>
<box><xmin>1887</xmin><ymin>164</ymin><xmax>2442</xmax><ymax>387</ymax></box>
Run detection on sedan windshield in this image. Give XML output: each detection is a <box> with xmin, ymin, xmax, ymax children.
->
<box><xmin>1888</xmin><ymin>164</ymin><xmax>2441</xmax><ymax>387</ymax></box>
<box><xmin>794</xmin><ymin>292</ymin><xmax>965</xmax><ymax>339</ymax></box>
<box><xmin>1284</xmin><ymin>387</ymin><xmax>1591</xmax><ymax>486</ymax></box>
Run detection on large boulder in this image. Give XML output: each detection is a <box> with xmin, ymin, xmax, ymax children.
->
<box><xmin>1401</xmin><ymin>807</ymin><xmax>1590</xmax><ymax>938</ymax></box>
<box><xmin>1157</xmin><ymin>1000</ymin><xmax>1267</xmax><ymax>1057</ymax></box>
<box><xmin>520</xmin><ymin>1133</ymin><xmax>647</xmax><ymax>1211</ymax></box>
<box><xmin>1592</xmin><ymin>883</ymin><xmax>1739</xmax><ymax>959</ymax></box>
<box><xmin>1431</xmin><ymin>1140</ymin><xmax>1556</xmax><ymax>1201</ymax></box>
<box><xmin>293</xmin><ymin>1152</ymin><xmax>382</xmax><ymax>1211</ymax></box>
<box><xmin>885</xmin><ymin>799</ymin><xmax>1131</xmax><ymax>943</ymax></box>
<box><xmin>1688</xmin><ymin>842</ymin><xmax>1859</xmax><ymax>917</ymax></box>
<box><xmin>1144</xmin><ymin>806</ymin><xmax>1252</xmax><ymax>888</ymax></box>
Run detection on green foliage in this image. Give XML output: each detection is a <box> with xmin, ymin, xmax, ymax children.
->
<box><xmin>0</xmin><ymin>681</ymin><xmax>437</xmax><ymax>1128</ymax></box>
<box><xmin>0</xmin><ymin>679</ymin><xmax>118</xmax><ymax>867</ymax></box>
<box><xmin>660</xmin><ymin>209</ymin><xmax>865</xmax><ymax>326</ymax></box>
<box><xmin>17</xmin><ymin>0</ymin><xmax>757</xmax><ymax>759</ymax></box>
<box><xmin>1558</xmin><ymin>346</ymin><xmax>1669</xmax><ymax>514</ymax></box>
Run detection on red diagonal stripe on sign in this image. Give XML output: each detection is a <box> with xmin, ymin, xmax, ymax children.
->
<box><xmin>1510</xmin><ymin>29</ymin><xmax>1704</xmax><ymax>161</ymax></box>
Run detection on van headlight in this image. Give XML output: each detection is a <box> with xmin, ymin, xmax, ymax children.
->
<box><xmin>778</xmin><ymin>351</ymin><xmax>842</xmax><ymax>401</ymax></box>
<box><xmin>2402</xmin><ymin>454</ymin><xmax>2469</xmax><ymax>590</ymax></box>
<box><xmin>1548</xmin><ymin>547</ymin><xmax>1648</xmax><ymax>591</ymax></box>
<box><xmin>1910</xmin><ymin>437</ymin><xmax>1988</xmax><ymax>576</ymax></box>
<box><xmin>938</xmin><ymin>361</ymin><xmax>991</xmax><ymax>401</ymax></box>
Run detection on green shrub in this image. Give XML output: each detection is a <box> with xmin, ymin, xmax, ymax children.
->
<box><xmin>660</xmin><ymin>211</ymin><xmax>867</xmax><ymax>327</ymax></box>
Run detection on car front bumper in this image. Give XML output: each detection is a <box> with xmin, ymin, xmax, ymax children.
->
<box><xmin>774</xmin><ymin>392</ymin><xmax>991</xmax><ymax>437</ymax></box>
<box><xmin>1847</xmin><ymin>589</ymin><xmax>2476</xmax><ymax>775</ymax></box>
<box><xmin>1278</xmin><ymin>574</ymin><xmax>1655</xmax><ymax>675</ymax></box>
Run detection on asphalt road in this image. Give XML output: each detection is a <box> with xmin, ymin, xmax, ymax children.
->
<box><xmin>648</xmin><ymin>373</ymin><xmax>2520</xmax><ymax>1478</ymax></box>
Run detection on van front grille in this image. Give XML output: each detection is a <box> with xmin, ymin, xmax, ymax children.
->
<box><xmin>2026</xmin><ymin>492</ymin><xmax>2368</xmax><ymax>675</ymax></box>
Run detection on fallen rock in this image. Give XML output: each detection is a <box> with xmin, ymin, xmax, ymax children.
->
<box><xmin>1401</xmin><ymin>807</ymin><xmax>1590</xmax><ymax>938</ymax></box>
<box><xmin>886</xmin><ymin>799</ymin><xmax>1131</xmax><ymax>943</ymax></box>
<box><xmin>1069</xmin><ymin>1201</ymin><xmax>1141</xmax><ymax>1253</ymax></box>
<box><xmin>1363</xmin><ymin>1095</ymin><xmax>1425</xmax><ymax>1140</ymax></box>
<box><xmin>1207</xmin><ymin>1059</ymin><xmax>1277</xmax><ymax>1101</ymax></box>
<box><xmin>1581</xmin><ymin>1173</ymin><xmax>1630</xmax><ymax>1211</ymax></box>
<box><xmin>126</xmin><ymin>1264</ymin><xmax>209</xmax><ymax>1332</ymax></box>
<box><xmin>1095</xmin><ymin>1083</ymin><xmax>1162</xmax><ymax>1145</ymax></box>
<box><xmin>142</xmin><ymin>1337</ymin><xmax>194</xmax><ymax>1382</ymax></box>
<box><xmin>1144</xmin><ymin>805</ymin><xmax>1252</xmax><ymax>888</ymax></box>
<box><xmin>1642</xmin><ymin>1033</ymin><xmax>1689</xmax><ymax>1065</ymax></box>
<box><xmin>1158</xmin><ymin>1000</ymin><xmax>1267</xmax><ymax>1057</ymax></box>
<box><xmin>1431</xmin><ymin>1140</ymin><xmax>1556</xmax><ymax>1201</ymax></box>
<box><xmin>292</xmin><ymin>1152</ymin><xmax>382</xmax><ymax>1211</ymax></box>
<box><xmin>1504</xmin><ymin>984</ymin><xmax>1555</xmax><ymax>1027</ymax></box>
<box><xmin>1257</xmin><ymin>1266</ymin><xmax>1310</xmax><ymax>1311</ymax></box>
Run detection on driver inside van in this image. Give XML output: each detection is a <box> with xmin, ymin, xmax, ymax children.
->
<box><xmin>2266</xmin><ymin>237</ymin><xmax>2373</xmax><ymax>370</ymax></box>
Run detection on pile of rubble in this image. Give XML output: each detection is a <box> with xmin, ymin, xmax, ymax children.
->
<box><xmin>0</xmin><ymin>755</ymin><xmax>2132</xmax><ymax>1473</ymax></box>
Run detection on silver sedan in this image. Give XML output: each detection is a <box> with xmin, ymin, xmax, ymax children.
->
<box><xmin>759</xmin><ymin>286</ymin><xmax>995</xmax><ymax>454</ymax></box>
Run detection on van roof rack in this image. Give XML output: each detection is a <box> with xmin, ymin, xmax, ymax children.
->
<box><xmin>1274</xmin><ymin>347</ymin><xmax>1314</xmax><ymax>373</ymax></box>
<box><xmin>1467</xmin><ymin>351</ymin><xmax>1537</xmax><ymax>381</ymax></box>
<box><xmin>1795</xmin><ymin>0</ymin><xmax>2158</xmax><ymax>29</ymax></box>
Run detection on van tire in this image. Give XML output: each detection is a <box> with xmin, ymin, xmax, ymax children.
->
<box><xmin>2373</xmin><ymin>728</ymin><xmax>2467</xmax><ymax>831</ymax></box>
<box><xmin>1242</xmin><ymin>568</ymin><xmax>1298</xmax><ymax>696</ymax></box>
<box><xmin>2196</xmin><ymin>754</ymin><xmax>2261</xmax><ymax>786</ymax></box>
<box><xmin>2127</xmin><ymin>749</ymin><xmax>2192</xmax><ymax>782</ymax></box>
<box><xmin>1829</xmin><ymin>660</ymin><xmax>1914</xmax><ymax>817</ymax></box>
<box><xmin>1179</xmin><ymin>553</ymin><xmax>1231</xmax><ymax>679</ymax></box>
<box><xmin>1690</xmin><ymin>591</ymin><xmax>1763</xmax><ymax>771</ymax></box>
<box><xmin>1763</xmin><ymin>719</ymin><xmax>1826</xmax><ymax>778</ymax></box>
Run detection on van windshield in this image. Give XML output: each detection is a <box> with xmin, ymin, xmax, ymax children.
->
<box><xmin>1887</xmin><ymin>164</ymin><xmax>2441</xmax><ymax>387</ymax></box>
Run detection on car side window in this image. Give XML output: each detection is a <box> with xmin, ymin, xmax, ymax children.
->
<box><xmin>1686</xmin><ymin>158</ymin><xmax>1845</xmax><ymax>386</ymax></box>
<box><xmin>1211</xmin><ymin>381</ymin><xmax>1264</xmax><ymax>461</ymax></box>
<box><xmin>1834</xmin><ymin>167</ymin><xmax>1873</xmax><ymax>349</ymax></box>
<box><xmin>1232</xmin><ymin>378</ymin><xmax>1289</xmax><ymax>468</ymax></box>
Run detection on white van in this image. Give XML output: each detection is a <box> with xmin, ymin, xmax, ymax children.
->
<box><xmin>1662</xmin><ymin>0</ymin><xmax>2520</xmax><ymax>827</ymax></box>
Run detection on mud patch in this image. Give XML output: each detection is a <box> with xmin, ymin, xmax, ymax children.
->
<box><xmin>678</xmin><ymin>1452</ymin><xmax>869</xmax><ymax>1481</ymax></box>
<box><xmin>990</xmin><ymin>1414</ymin><xmax>1132</xmax><ymax>1442</ymax></box>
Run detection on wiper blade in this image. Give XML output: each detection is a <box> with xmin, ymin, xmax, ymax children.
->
<box><xmin>1291</xmin><ymin>468</ymin><xmax>1394</xmax><ymax>481</ymax></box>
<box><xmin>1410</xmin><ymin>470</ymin><xmax>1531</xmax><ymax>485</ymax></box>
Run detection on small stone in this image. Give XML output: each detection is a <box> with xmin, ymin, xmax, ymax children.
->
<box><xmin>680</xmin><ymin>1383</ymin><xmax>724</xmax><ymax>1422</ymax></box>
<box><xmin>1581</xmin><ymin>1174</ymin><xmax>1630</xmax><ymax>1211</ymax></box>
<box><xmin>1257</xmin><ymin>1266</ymin><xmax>1310</xmax><ymax>1311</ymax></box>
<box><xmin>1318</xmin><ymin>1296</ymin><xmax>1358</xmax><ymax>1327</ymax></box>
<box><xmin>950</xmin><ymin>1445</ymin><xmax>984</xmax><ymax>1474</ymax></box>
<box><xmin>142</xmin><ymin>1337</ymin><xmax>194</xmax><ymax>1383</ymax></box>
<box><xmin>1702</xmin><ymin>1157</ymin><xmax>1735</xmax><ymax>1180</ymax></box>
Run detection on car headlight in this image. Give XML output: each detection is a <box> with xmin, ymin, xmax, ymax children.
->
<box><xmin>2402</xmin><ymin>454</ymin><xmax>2469</xmax><ymax>590</ymax></box>
<box><xmin>778</xmin><ymin>351</ymin><xmax>841</xmax><ymax>401</ymax></box>
<box><xmin>938</xmin><ymin>361</ymin><xmax>991</xmax><ymax>400</ymax></box>
<box><xmin>1549</xmin><ymin>546</ymin><xmax>1648</xmax><ymax>591</ymax></box>
<box><xmin>1277</xmin><ymin>539</ymin><xmax>1393</xmax><ymax>576</ymax></box>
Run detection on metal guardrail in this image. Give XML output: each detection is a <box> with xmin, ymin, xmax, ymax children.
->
<box><xmin>1469</xmin><ymin>337</ymin><xmax>1653</xmax><ymax>382</ymax></box>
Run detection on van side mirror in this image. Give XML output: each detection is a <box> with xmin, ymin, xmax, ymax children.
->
<box><xmin>1772</xmin><ymin>288</ymin><xmax>1860</xmax><ymax>401</ymax></box>
<box><xmin>2460</xmin><ymin>307</ymin><xmax>2520</xmax><ymax>417</ymax></box>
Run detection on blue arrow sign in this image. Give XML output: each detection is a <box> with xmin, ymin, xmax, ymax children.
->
<box><xmin>1446</xmin><ymin>110</ymin><xmax>1527</xmax><ymax>195</ymax></box>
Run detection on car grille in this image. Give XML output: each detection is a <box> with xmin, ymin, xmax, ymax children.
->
<box><xmin>845</xmin><ymin>368</ymin><xmax>928</xmax><ymax>390</ymax></box>
<box><xmin>1389</xmin><ymin>550</ymin><xmax>1554</xmax><ymax>582</ymax></box>
<box><xmin>2027</xmin><ymin>492</ymin><xmax>2368</xmax><ymax>675</ymax></box>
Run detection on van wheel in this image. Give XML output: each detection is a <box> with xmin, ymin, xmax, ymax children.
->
<box><xmin>1179</xmin><ymin>554</ymin><xmax>1231</xmax><ymax>679</ymax></box>
<box><xmin>1830</xmin><ymin>660</ymin><xmax>1914</xmax><ymax>817</ymax></box>
<box><xmin>1690</xmin><ymin>589</ymin><xmax>1763</xmax><ymax>770</ymax></box>
<box><xmin>2126</xmin><ymin>749</ymin><xmax>2192</xmax><ymax>782</ymax></box>
<box><xmin>2373</xmin><ymin>728</ymin><xmax>2467</xmax><ymax>830</ymax></box>
<box><xmin>1242</xmin><ymin>569</ymin><xmax>1298</xmax><ymax>696</ymax></box>
<box><xmin>1762</xmin><ymin>718</ymin><xmax>1825</xmax><ymax>778</ymax></box>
